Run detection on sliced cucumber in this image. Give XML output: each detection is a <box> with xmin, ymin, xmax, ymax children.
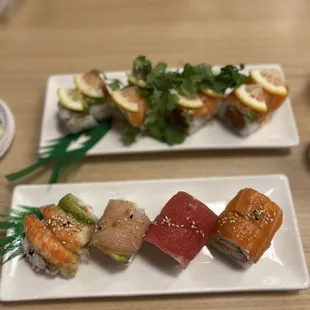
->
<box><xmin>126</xmin><ymin>71</ymin><xmax>151</xmax><ymax>89</ymax></box>
<box><xmin>74</xmin><ymin>74</ymin><xmax>105</xmax><ymax>99</ymax></box>
<box><xmin>57</xmin><ymin>88</ymin><xmax>84</xmax><ymax>112</ymax></box>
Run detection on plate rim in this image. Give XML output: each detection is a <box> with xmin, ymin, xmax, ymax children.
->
<box><xmin>38</xmin><ymin>64</ymin><xmax>300</xmax><ymax>157</ymax></box>
<box><xmin>1</xmin><ymin>174</ymin><xmax>309</xmax><ymax>301</ymax></box>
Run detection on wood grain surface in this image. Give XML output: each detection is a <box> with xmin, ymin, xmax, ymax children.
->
<box><xmin>0</xmin><ymin>0</ymin><xmax>310</xmax><ymax>309</ymax></box>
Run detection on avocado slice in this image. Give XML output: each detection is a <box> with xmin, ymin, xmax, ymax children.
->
<box><xmin>107</xmin><ymin>253</ymin><xmax>131</xmax><ymax>264</ymax></box>
<box><xmin>58</xmin><ymin>193</ymin><xmax>96</xmax><ymax>225</ymax></box>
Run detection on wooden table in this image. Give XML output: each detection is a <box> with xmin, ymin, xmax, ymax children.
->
<box><xmin>0</xmin><ymin>0</ymin><xmax>309</xmax><ymax>309</ymax></box>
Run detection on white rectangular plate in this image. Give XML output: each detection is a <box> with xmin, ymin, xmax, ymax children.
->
<box><xmin>0</xmin><ymin>174</ymin><xmax>308</xmax><ymax>301</ymax></box>
<box><xmin>39</xmin><ymin>65</ymin><xmax>299</xmax><ymax>156</ymax></box>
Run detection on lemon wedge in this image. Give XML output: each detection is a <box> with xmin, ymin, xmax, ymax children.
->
<box><xmin>200</xmin><ymin>88</ymin><xmax>224</xmax><ymax>98</ymax></box>
<box><xmin>74</xmin><ymin>74</ymin><xmax>105</xmax><ymax>99</ymax></box>
<box><xmin>250</xmin><ymin>69</ymin><xmax>288</xmax><ymax>96</ymax></box>
<box><xmin>110</xmin><ymin>87</ymin><xmax>140</xmax><ymax>113</ymax></box>
<box><xmin>234</xmin><ymin>84</ymin><xmax>267</xmax><ymax>113</ymax></box>
<box><xmin>171</xmin><ymin>90</ymin><xmax>203</xmax><ymax>109</ymax></box>
<box><xmin>57</xmin><ymin>88</ymin><xmax>84</xmax><ymax>112</ymax></box>
<box><xmin>126</xmin><ymin>71</ymin><xmax>151</xmax><ymax>89</ymax></box>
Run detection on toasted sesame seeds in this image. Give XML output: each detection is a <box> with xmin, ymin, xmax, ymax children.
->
<box><xmin>62</xmin><ymin>241</ymin><xmax>66</xmax><ymax>245</ymax></box>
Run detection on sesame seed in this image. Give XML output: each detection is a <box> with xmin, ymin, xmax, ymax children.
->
<box><xmin>171</xmin><ymin>223</ymin><xmax>175</xmax><ymax>227</ymax></box>
<box><xmin>181</xmin><ymin>224</ymin><xmax>184</xmax><ymax>227</ymax></box>
<box><xmin>62</xmin><ymin>241</ymin><xmax>66</xmax><ymax>245</ymax></box>
<box><xmin>52</xmin><ymin>228</ymin><xmax>56</xmax><ymax>232</ymax></box>
<box><xmin>270</xmin><ymin>219</ymin><xmax>274</xmax><ymax>222</ymax></box>
<box><xmin>176</xmin><ymin>225</ymin><xmax>179</xmax><ymax>228</ymax></box>
<box><xmin>44</xmin><ymin>226</ymin><xmax>46</xmax><ymax>229</ymax></box>
<box><xmin>168</xmin><ymin>223</ymin><xmax>171</xmax><ymax>226</ymax></box>
<box><xmin>165</xmin><ymin>216</ymin><xmax>168</xmax><ymax>220</ymax></box>
<box><xmin>192</xmin><ymin>221</ymin><xmax>196</xmax><ymax>225</ymax></box>
<box><xmin>186</xmin><ymin>217</ymin><xmax>190</xmax><ymax>220</ymax></box>
<box><xmin>202</xmin><ymin>233</ymin><xmax>205</xmax><ymax>237</ymax></box>
<box><xmin>196</xmin><ymin>230</ymin><xmax>199</xmax><ymax>234</ymax></box>
<box><xmin>265</xmin><ymin>221</ymin><xmax>268</xmax><ymax>224</ymax></box>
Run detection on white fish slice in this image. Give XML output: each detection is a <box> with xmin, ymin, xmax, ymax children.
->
<box><xmin>0</xmin><ymin>98</ymin><xmax>15</xmax><ymax>159</ymax></box>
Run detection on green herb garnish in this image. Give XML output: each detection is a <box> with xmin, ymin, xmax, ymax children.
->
<box><xmin>122</xmin><ymin>56</ymin><xmax>249</xmax><ymax>146</ymax></box>
<box><xmin>132</xmin><ymin>55</ymin><xmax>152</xmax><ymax>80</ymax></box>
<box><xmin>245</xmin><ymin>111</ymin><xmax>257</xmax><ymax>123</ymax></box>
<box><xmin>108</xmin><ymin>80</ymin><xmax>122</xmax><ymax>91</ymax></box>
<box><xmin>123</xmin><ymin>126</ymin><xmax>141</xmax><ymax>145</ymax></box>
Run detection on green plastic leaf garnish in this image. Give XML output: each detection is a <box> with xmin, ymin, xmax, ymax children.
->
<box><xmin>0</xmin><ymin>205</ymin><xmax>43</xmax><ymax>264</ymax></box>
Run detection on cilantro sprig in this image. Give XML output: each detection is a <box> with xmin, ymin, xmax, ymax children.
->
<box><xmin>132</xmin><ymin>55</ymin><xmax>153</xmax><ymax>81</ymax></box>
<box><xmin>123</xmin><ymin>56</ymin><xmax>249</xmax><ymax>146</ymax></box>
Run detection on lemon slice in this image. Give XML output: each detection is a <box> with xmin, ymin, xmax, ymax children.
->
<box><xmin>110</xmin><ymin>87</ymin><xmax>140</xmax><ymax>112</ymax></box>
<box><xmin>171</xmin><ymin>89</ymin><xmax>203</xmax><ymax>109</ymax></box>
<box><xmin>200</xmin><ymin>88</ymin><xmax>224</xmax><ymax>98</ymax></box>
<box><xmin>250</xmin><ymin>69</ymin><xmax>288</xmax><ymax>96</ymax></box>
<box><xmin>234</xmin><ymin>84</ymin><xmax>267</xmax><ymax>112</ymax></box>
<box><xmin>74</xmin><ymin>73</ymin><xmax>105</xmax><ymax>99</ymax></box>
<box><xmin>126</xmin><ymin>71</ymin><xmax>151</xmax><ymax>89</ymax></box>
<box><xmin>57</xmin><ymin>88</ymin><xmax>84</xmax><ymax>112</ymax></box>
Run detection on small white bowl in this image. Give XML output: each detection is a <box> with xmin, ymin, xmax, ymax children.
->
<box><xmin>0</xmin><ymin>98</ymin><xmax>15</xmax><ymax>158</ymax></box>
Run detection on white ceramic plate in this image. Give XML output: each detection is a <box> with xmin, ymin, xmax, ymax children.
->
<box><xmin>39</xmin><ymin>65</ymin><xmax>299</xmax><ymax>156</ymax></box>
<box><xmin>0</xmin><ymin>98</ymin><xmax>15</xmax><ymax>158</ymax></box>
<box><xmin>0</xmin><ymin>174</ymin><xmax>308</xmax><ymax>301</ymax></box>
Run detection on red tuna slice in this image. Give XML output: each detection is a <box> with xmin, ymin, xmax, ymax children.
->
<box><xmin>144</xmin><ymin>191</ymin><xmax>218</xmax><ymax>268</ymax></box>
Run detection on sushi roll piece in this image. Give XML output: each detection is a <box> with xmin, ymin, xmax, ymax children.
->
<box><xmin>144</xmin><ymin>191</ymin><xmax>218</xmax><ymax>269</ymax></box>
<box><xmin>171</xmin><ymin>90</ymin><xmax>218</xmax><ymax>135</ymax></box>
<box><xmin>216</xmin><ymin>84</ymin><xmax>269</xmax><ymax>137</ymax></box>
<box><xmin>90</xmin><ymin>199</ymin><xmax>151</xmax><ymax>264</ymax></box>
<box><xmin>249</xmin><ymin>68</ymin><xmax>289</xmax><ymax>113</ymax></box>
<box><xmin>40</xmin><ymin>194</ymin><xmax>96</xmax><ymax>254</ymax></box>
<box><xmin>209</xmin><ymin>188</ymin><xmax>283</xmax><ymax>268</ymax></box>
<box><xmin>23</xmin><ymin>215</ymin><xmax>80</xmax><ymax>278</ymax></box>
<box><xmin>57</xmin><ymin>70</ymin><xmax>111</xmax><ymax>134</ymax></box>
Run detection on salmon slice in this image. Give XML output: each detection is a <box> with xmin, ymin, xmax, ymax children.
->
<box><xmin>210</xmin><ymin>188</ymin><xmax>283</xmax><ymax>267</ymax></box>
<box><xmin>144</xmin><ymin>191</ymin><xmax>218</xmax><ymax>268</ymax></box>
<box><xmin>90</xmin><ymin>200</ymin><xmax>151</xmax><ymax>260</ymax></box>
